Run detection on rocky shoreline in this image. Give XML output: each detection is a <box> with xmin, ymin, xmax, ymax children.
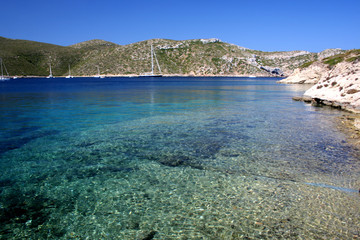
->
<box><xmin>292</xmin><ymin>95</ymin><xmax>360</xmax><ymax>148</ymax></box>
<box><xmin>280</xmin><ymin>50</ymin><xmax>360</xmax><ymax>113</ymax></box>
<box><xmin>280</xmin><ymin>49</ymin><xmax>360</xmax><ymax>147</ymax></box>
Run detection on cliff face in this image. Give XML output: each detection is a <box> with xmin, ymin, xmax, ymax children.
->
<box><xmin>304</xmin><ymin>59</ymin><xmax>360</xmax><ymax>112</ymax></box>
<box><xmin>280</xmin><ymin>49</ymin><xmax>360</xmax><ymax>113</ymax></box>
<box><xmin>278</xmin><ymin>49</ymin><xmax>344</xmax><ymax>84</ymax></box>
<box><xmin>277</xmin><ymin>62</ymin><xmax>328</xmax><ymax>84</ymax></box>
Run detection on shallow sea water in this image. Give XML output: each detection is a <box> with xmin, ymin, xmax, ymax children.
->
<box><xmin>0</xmin><ymin>77</ymin><xmax>360</xmax><ymax>239</ymax></box>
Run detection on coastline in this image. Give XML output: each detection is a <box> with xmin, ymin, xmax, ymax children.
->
<box><xmin>337</xmin><ymin>114</ymin><xmax>360</xmax><ymax>149</ymax></box>
<box><xmin>7</xmin><ymin>74</ymin><xmax>285</xmax><ymax>79</ymax></box>
<box><xmin>292</xmin><ymin>94</ymin><xmax>360</xmax><ymax>151</ymax></box>
<box><xmin>281</xmin><ymin>55</ymin><xmax>360</xmax><ymax>149</ymax></box>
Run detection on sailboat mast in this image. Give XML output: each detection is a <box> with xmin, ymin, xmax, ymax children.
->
<box><xmin>49</xmin><ymin>63</ymin><xmax>52</xmax><ymax>77</ymax></box>
<box><xmin>0</xmin><ymin>58</ymin><xmax>3</xmax><ymax>77</ymax></box>
<box><xmin>68</xmin><ymin>64</ymin><xmax>71</xmax><ymax>76</ymax></box>
<box><xmin>151</xmin><ymin>45</ymin><xmax>154</xmax><ymax>75</ymax></box>
<box><xmin>153</xmin><ymin>48</ymin><xmax>162</xmax><ymax>74</ymax></box>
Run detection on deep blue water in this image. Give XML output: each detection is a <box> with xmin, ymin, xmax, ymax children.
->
<box><xmin>1</xmin><ymin>77</ymin><xmax>360</xmax><ymax>239</ymax></box>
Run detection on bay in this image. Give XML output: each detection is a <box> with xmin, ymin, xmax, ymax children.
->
<box><xmin>0</xmin><ymin>77</ymin><xmax>360</xmax><ymax>239</ymax></box>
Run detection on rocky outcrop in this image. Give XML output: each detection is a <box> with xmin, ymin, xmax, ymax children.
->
<box><xmin>279</xmin><ymin>49</ymin><xmax>360</xmax><ymax>113</ymax></box>
<box><xmin>200</xmin><ymin>38</ymin><xmax>221</xmax><ymax>44</ymax></box>
<box><xmin>317</xmin><ymin>48</ymin><xmax>344</xmax><ymax>60</ymax></box>
<box><xmin>277</xmin><ymin>62</ymin><xmax>327</xmax><ymax>84</ymax></box>
<box><xmin>278</xmin><ymin>49</ymin><xmax>345</xmax><ymax>84</ymax></box>
<box><xmin>69</xmin><ymin>39</ymin><xmax>118</xmax><ymax>48</ymax></box>
<box><xmin>303</xmin><ymin>60</ymin><xmax>360</xmax><ymax>112</ymax></box>
<box><xmin>260</xmin><ymin>66</ymin><xmax>284</xmax><ymax>76</ymax></box>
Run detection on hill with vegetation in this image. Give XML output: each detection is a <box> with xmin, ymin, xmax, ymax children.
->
<box><xmin>0</xmin><ymin>37</ymin><xmax>80</xmax><ymax>76</ymax></box>
<box><xmin>278</xmin><ymin>49</ymin><xmax>358</xmax><ymax>84</ymax></box>
<box><xmin>0</xmin><ymin>36</ymin><xmax>339</xmax><ymax>77</ymax></box>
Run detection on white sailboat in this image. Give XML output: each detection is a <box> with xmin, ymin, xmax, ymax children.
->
<box><xmin>47</xmin><ymin>63</ymin><xmax>53</xmax><ymax>78</ymax></box>
<box><xmin>65</xmin><ymin>64</ymin><xmax>73</xmax><ymax>78</ymax></box>
<box><xmin>0</xmin><ymin>58</ymin><xmax>10</xmax><ymax>81</ymax></box>
<box><xmin>140</xmin><ymin>45</ymin><xmax>162</xmax><ymax>77</ymax></box>
<box><xmin>94</xmin><ymin>66</ymin><xmax>105</xmax><ymax>78</ymax></box>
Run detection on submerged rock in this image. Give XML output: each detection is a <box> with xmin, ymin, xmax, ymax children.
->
<box><xmin>136</xmin><ymin>230</ymin><xmax>157</xmax><ymax>240</ymax></box>
<box><xmin>0</xmin><ymin>130</ymin><xmax>59</xmax><ymax>155</ymax></box>
<box><xmin>292</xmin><ymin>96</ymin><xmax>312</xmax><ymax>103</ymax></box>
<box><xmin>157</xmin><ymin>154</ymin><xmax>191</xmax><ymax>167</ymax></box>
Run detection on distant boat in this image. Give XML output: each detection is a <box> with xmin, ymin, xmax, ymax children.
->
<box><xmin>0</xmin><ymin>58</ymin><xmax>10</xmax><ymax>81</ymax></box>
<box><xmin>139</xmin><ymin>45</ymin><xmax>162</xmax><ymax>77</ymax></box>
<box><xmin>65</xmin><ymin>64</ymin><xmax>73</xmax><ymax>78</ymax></box>
<box><xmin>47</xmin><ymin>63</ymin><xmax>53</xmax><ymax>78</ymax></box>
<box><xmin>248</xmin><ymin>75</ymin><xmax>256</xmax><ymax>78</ymax></box>
<box><xmin>94</xmin><ymin>66</ymin><xmax>105</xmax><ymax>78</ymax></box>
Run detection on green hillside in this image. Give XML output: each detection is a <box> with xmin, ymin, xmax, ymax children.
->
<box><xmin>0</xmin><ymin>37</ymin><xmax>318</xmax><ymax>77</ymax></box>
<box><xmin>0</xmin><ymin>37</ymin><xmax>81</xmax><ymax>76</ymax></box>
<box><xmin>322</xmin><ymin>49</ymin><xmax>360</xmax><ymax>67</ymax></box>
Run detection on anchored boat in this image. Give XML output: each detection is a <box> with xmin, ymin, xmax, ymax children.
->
<box><xmin>47</xmin><ymin>63</ymin><xmax>53</xmax><ymax>78</ymax></box>
<box><xmin>0</xmin><ymin>58</ymin><xmax>10</xmax><ymax>81</ymax></box>
<box><xmin>65</xmin><ymin>64</ymin><xmax>73</xmax><ymax>78</ymax></box>
<box><xmin>139</xmin><ymin>45</ymin><xmax>162</xmax><ymax>77</ymax></box>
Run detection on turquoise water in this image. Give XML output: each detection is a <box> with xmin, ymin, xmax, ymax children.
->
<box><xmin>1</xmin><ymin>77</ymin><xmax>360</xmax><ymax>239</ymax></box>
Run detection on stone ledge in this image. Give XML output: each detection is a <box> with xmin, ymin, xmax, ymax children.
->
<box><xmin>292</xmin><ymin>96</ymin><xmax>360</xmax><ymax>113</ymax></box>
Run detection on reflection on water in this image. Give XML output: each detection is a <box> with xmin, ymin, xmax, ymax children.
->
<box><xmin>0</xmin><ymin>77</ymin><xmax>360</xmax><ymax>239</ymax></box>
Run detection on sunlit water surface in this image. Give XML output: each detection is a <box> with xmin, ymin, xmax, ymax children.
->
<box><xmin>1</xmin><ymin>77</ymin><xmax>360</xmax><ymax>239</ymax></box>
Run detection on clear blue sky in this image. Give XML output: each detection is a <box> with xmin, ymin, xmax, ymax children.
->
<box><xmin>2</xmin><ymin>0</ymin><xmax>359</xmax><ymax>52</ymax></box>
